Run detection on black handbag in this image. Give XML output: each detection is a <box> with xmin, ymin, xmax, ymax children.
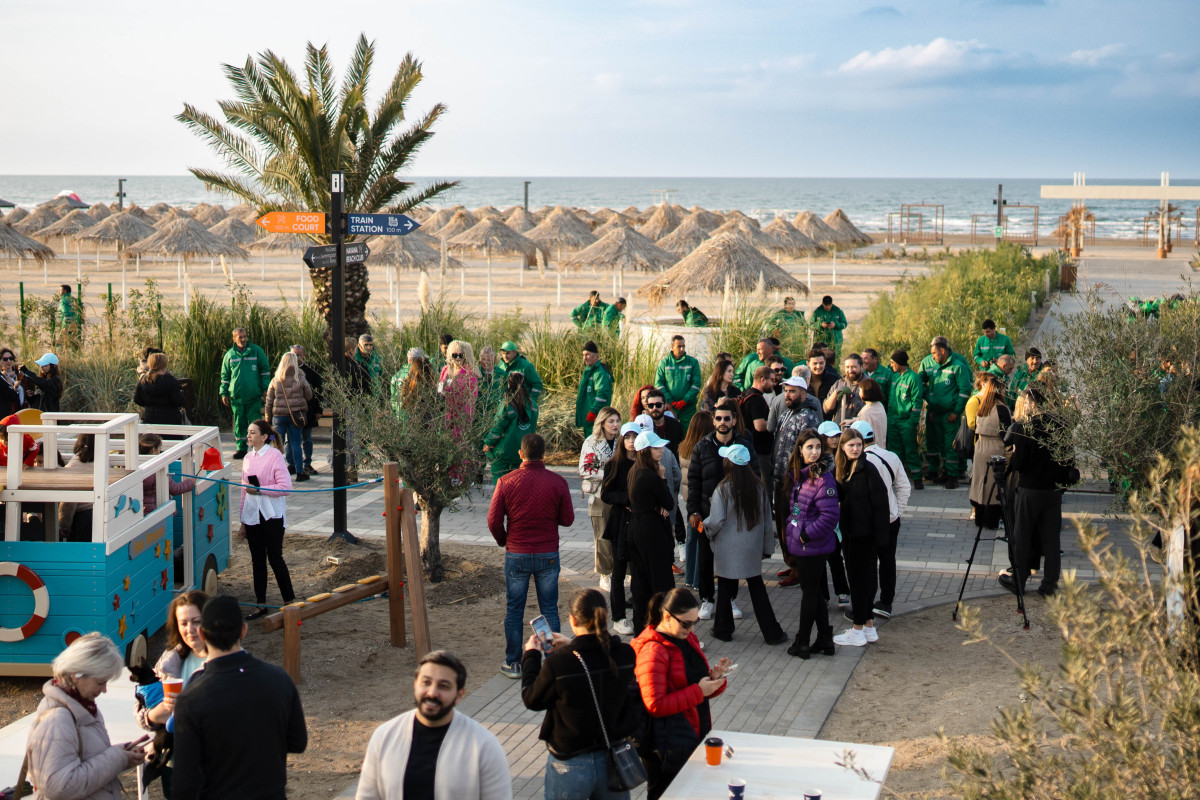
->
<box><xmin>953</xmin><ymin>413</ymin><xmax>975</xmax><ymax>459</ymax></box>
<box><xmin>573</xmin><ymin>651</ymin><xmax>648</xmax><ymax>792</ymax></box>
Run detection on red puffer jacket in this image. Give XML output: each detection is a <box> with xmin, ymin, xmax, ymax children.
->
<box><xmin>632</xmin><ymin>626</ymin><xmax>726</xmax><ymax>737</ymax></box>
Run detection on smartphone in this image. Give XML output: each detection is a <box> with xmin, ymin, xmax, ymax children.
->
<box><xmin>723</xmin><ymin>663</ymin><xmax>739</xmax><ymax>679</ymax></box>
<box><xmin>246</xmin><ymin>475</ymin><xmax>261</xmax><ymax>487</ymax></box>
<box><xmin>530</xmin><ymin>615</ymin><xmax>554</xmax><ymax>652</ymax></box>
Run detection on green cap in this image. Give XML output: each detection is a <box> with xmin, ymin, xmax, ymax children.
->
<box><xmin>500</xmin><ymin>341</ymin><xmax>519</xmax><ymax>352</ymax></box>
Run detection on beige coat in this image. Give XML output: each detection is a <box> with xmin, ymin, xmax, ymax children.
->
<box><xmin>264</xmin><ymin>375</ymin><xmax>313</xmax><ymax>423</ymax></box>
<box><xmin>26</xmin><ymin>681</ymin><xmax>128</xmax><ymax>800</ymax></box>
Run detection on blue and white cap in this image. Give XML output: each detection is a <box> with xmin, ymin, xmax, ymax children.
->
<box><xmin>849</xmin><ymin>420</ymin><xmax>875</xmax><ymax>441</ymax></box>
<box><xmin>717</xmin><ymin>443</ymin><xmax>751</xmax><ymax>465</ymax></box>
<box><xmin>817</xmin><ymin>421</ymin><xmax>842</xmax><ymax>437</ymax></box>
<box><xmin>634</xmin><ymin>431</ymin><xmax>669</xmax><ymax>451</ymax></box>
<box><xmin>633</xmin><ymin>413</ymin><xmax>655</xmax><ymax>433</ymax></box>
<box><xmin>620</xmin><ymin>422</ymin><xmax>642</xmax><ymax>437</ymax></box>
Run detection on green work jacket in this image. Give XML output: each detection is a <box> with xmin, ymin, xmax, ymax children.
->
<box><xmin>682</xmin><ymin>308</ymin><xmax>708</xmax><ymax>327</ymax></box>
<box><xmin>917</xmin><ymin>351</ymin><xmax>972</xmax><ymax>415</ymax></box>
<box><xmin>496</xmin><ymin>354</ymin><xmax>544</xmax><ymax>401</ymax></box>
<box><xmin>220</xmin><ymin>343</ymin><xmax>271</xmax><ymax>401</ymax></box>
<box><xmin>810</xmin><ymin>305</ymin><xmax>847</xmax><ymax>340</ymax></box>
<box><xmin>575</xmin><ymin>362</ymin><xmax>614</xmax><ymax>428</ymax></box>
<box><xmin>972</xmin><ymin>333</ymin><xmax>1015</xmax><ymax>368</ymax></box>
<box><xmin>887</xmin><ymin>368</ymin><xmax>924</xmax><ymax>420</ymax></box>
<box><xmin>864</xmin><ymin>365</ymin><xmax>894</xmax><ymax>409</ymax></box>
<box><xmin>571</xmin><ymin>301</ymin><xmax>609</xmax><ymax>329</ymax></box>
<box><xmin>768</xmin><ymin>309</ymin><xmax>806</xmax><ymax>332</ymax></box>
<box><xmin>485</xmin><ymin>402</ymin><xmax>539</xmax><ymax>462</ymax></box>
<box><xmin>602</xmin><ymin>304</ymin><xmax>625</xmax><ymax>334</ymax></box>
<box><xmin>355</xmin><ymin>349</ymin><xmax>384</xmax><ymax>395</ymax></box>
<box><xmin>1010</xmin><ymin>364</ymin><xmax>1043</xmax><ymax>404</ymax></box>
<box><xmin>654</xmin><ymin>353</ymin><xmax>703</xmax><ymax>409</ymax></box>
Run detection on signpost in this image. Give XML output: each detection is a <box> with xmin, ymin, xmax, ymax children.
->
<box><xmin>257</xmin><ymin>212</ymin><xmax>327</xmax><ymax>235</ymax></box>
<box><xmin>303</xmin><ymin>241</ymin><xmax>369</xmax><ymax>269</ymax></box>
<box><xmin>346</xmin><ymin>213</ymin><xmax>420</xmax><ymax>237</ymax></box>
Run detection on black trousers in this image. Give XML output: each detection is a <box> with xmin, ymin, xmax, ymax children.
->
<box><xmin>610</xmin><ymin>556</ymin><xmax>629</xmax><ymax>622</ymax></box>
<box><xmin>246</xmin><ymin>516</ymin><xmax>295</xmax><ymax>604</ymax></box>
<box><xmin>842</xmin><ymin>536</ymin><xmax>878</xmax><ymax>626</ymax></box>
<box><xmin>713</xmin><ymin>575</ymin><xmax>784</xmax><ymax>642</ymax></box>
<box><xmin>793</xmin><ymin>555</ymin><xmax>832</xmax><ymax>646</ymax></box>
<box><xmin>695</xmin><ymin>530</ymin><xmax>716</xmax><ymax>602</ymax></box>
<box><xmin>826</xmin><ymin>540</ymin><xmax>851</xmax><ymax>597</ymax></box>
<box><xmin>630</xmin><ymin>527</ymin><xmax>676</xmax><ymax>630</ymax></box>
<box><xmin>1012</xmin><ymin>488</ymin><xmax>1062</xmax><ymax>592</ymax></box>
<box><xmin>877</xmin><ymin>519</ymin><xmax>901</xmax><ymax>606</ymax></box>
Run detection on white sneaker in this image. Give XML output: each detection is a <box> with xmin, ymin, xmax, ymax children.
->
<box><xmin>730</xmin><ymin>600</ymin><xmax>743</xmax><ymax>619</ymax></box>
<box><xmin>613</xmin><ymin>618</ymin><xmax>635</xmax><ymax>635</ymax></box>
<box><xmin>598</xmin><ymin>574</ymin><xmax>611</xmax><ymax>592</ymax></box>
<box><xmin>833</xmin><ymin>627</ymin><xmax>868</xmax><ymax>647</ymax></box>
<box><xmin>863</xmin><ymin>625</ymin><xmax>879</xmax><ymax>643</ymax></box>
<box><xmin>698</xmin><ymin>601</ymin><xmax>714</xmax><ymax>620</ymax></box>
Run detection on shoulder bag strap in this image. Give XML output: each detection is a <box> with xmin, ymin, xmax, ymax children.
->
<box><xmin>572</xmin><ymin>650</ymin><xmax>612</xmax><ymax>749</ymax></box>
<box><xmin>866</xmin><ymin>450</ymin><xmax>894</xmax><ymax>483</ymax></box>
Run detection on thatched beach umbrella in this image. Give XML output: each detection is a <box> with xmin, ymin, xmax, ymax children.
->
<box><xmin>424</xmin><ymin>205</ymin><xmax>467</xmax><ymax>232</ymax></box>
<box><xmin>0</xmin><ymin>220</ymin><xmax>55</xmax><ymax>263</ymax></box>
<box><xmin>196</xmin><ymin>204</ymin><xmax>227</xmax><ymax>227</ymax></box>
<box><xmin>592</xmin><ymin>216</ymin><xmax>636</xmax><ymax>238</ymax></box>
<box><xmin>638</xmin><ymin>203</ymin><xmax>683</xmax><ymax>241</ymax></box>
<box><xmin>656</xmin><ymin>214</ymin><xmax>712</xmax><ymax>257</ymax></box>
<box><xmin>763</xmin><ymin>216</ymin><xmax>819</xmax><ymax>257</ymax></box>
<box><xmin>708</xmin><ymin>218</ymin><xmax>778</xmax><ymax>254</ymax></box>
<box><xmin>246</xmin><ymin>232</ymin><xmax>310</xmax><ymax>253</ymax></box>
<box><xmin>146</xmin><ymin>202</ymin><xmax>173</xmax><ymax>220</ymax></box>
<box><xmin>154</xmin><ymin>207</ymin><xmax>195</xmax><ymax>229</ymax></box>
<box><xmin>38</xmin><ymin>209</ymin><xmax>97</xmax><ymax>240</ymax></box>
<box><xmin>124</xmin><ymin>205</ymin><xmax>155</xmax><ymax>224</ymax></box>
<box><xmin>473</xmin><ymin>205</ymin><xmax>503</xmax><ymax>220</ymax></box>
<box><xmin>369</xmin><ymin>232</ymin><xmax>463</xmax><ymax>271</ymax></box>
<box><xmin>636</xmin><ymin>232</ymin><xmax>808</xmax><ymax>307</ymax></box>
<box><xmin>3</xmin><ymin>207</ymin><xmax>30</xmax><ymax>226</ymax></box>
<box><xmin>207</xmin><ymin>216</ymin><xmax>258</xmax><ymax>246</ymax></box>
<box><xmin>792</xmin><ymin>210</ymin><xmax>840</xmax><ymax>248</ymax></box>
<box><xmin>14</xmin><ymin>206</ymin><xmax>62</xmax><ymax>236</ymax></box>
<box><xmin>635</xmin><ymin>206</ymin><xmax>657</xmax><ymax>224</ymax></box>
<box><xmin>722</xmin><ymin>210</ymin><xmax>759</xmax><ymax>229</ymax></box>
<box><xmin>823</xmin><ymin>209</ymin><xmax>872</xmax><ymax>246</ymax></box>
<box><xmin>86</xmin><ymin>202</ymin><xmax>111</xmax><ymax>221</ymax></box>
<box><xmin>562</xmin><ymin>226</ymin><xmax>676</xmax><ymax>295</ymax></box>
<box><xmin>125</xmin><ymin>216</ymin><xmax>248</xmax><ymax>261</ymax></box>
<box><xmin>526</xmin><ymin>207</ymin><xmax>597</xmax><ymax>257</ymax></box>
<box><xmin>449</xmin><ymin>218</ymin><xmax>542</xmax><ymax>318</ymax></box>
<box><xmin>687</xmin><ymin>207</ymin><xmax>725</xmax><ymax>232</ymax></box>
<box><xmin>227</xmin><ymin>203</ymin><xmax>258</xmax><ymax>224</ymax></box>
<box><xmin>621</xmin><ymin>205</ymin><xmax>641</xmax><ymax>219</ymax></box>
<box><xmin>74</xmin><ymin>211</ymin><xmax>156</xmax><ymax>249</ymax></box>
<box><xmin>433</xmin><ymin>209</ymin><xmax>478</xmax><ymax>240</ymax></box>
<box><xmin>504</xmin><ymin>206</ymin><xmax>537</xmax><ymax>233</ymax></box>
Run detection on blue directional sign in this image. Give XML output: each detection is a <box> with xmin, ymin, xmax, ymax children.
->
<box><xmin>346</xmin><ymin>213</ymin><xmax>421</xmax><ymax>236</ymax></box>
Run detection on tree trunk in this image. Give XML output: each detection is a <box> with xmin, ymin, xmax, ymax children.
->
<box><xmin>308</xmin><ymin>261</ymin><xmax>373</xmax><ymax>345</ymax></box>
<box><xmin>419</xmin><ymin>499</ymin><xmax>445</xmax><ymax>583</ymax></box>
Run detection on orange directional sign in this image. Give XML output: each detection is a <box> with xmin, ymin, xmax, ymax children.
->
<box><xmin>256</xmin><ymin>211</ymin><xmax>326</xmax><ymax>235</ymax></box>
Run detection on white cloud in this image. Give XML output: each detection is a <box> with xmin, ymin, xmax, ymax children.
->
<box><xmin>838</xmin><ymin>37</ymin><xmax>982</xmax><ymax>74</ymax></box>
<box><xmin>1065</xmin><ymin>43</ymin><xmax>1126</xmax><ymax>67</ymax></box>
<box><xmin>594</xmin><ymin>73</ymin><xmax>624</xmax><ymax>93</ymax></box>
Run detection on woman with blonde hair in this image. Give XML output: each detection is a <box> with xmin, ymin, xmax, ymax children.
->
<box><xmin>967</xmin><ymin>372</ymin><xmax>1011</xmax><ymax>530</ymax></box>
<box><xmin>26</xmin><ymin>633</ymin><xmax>147</xmax><ymax>800</ymax></box>
<box><xmin>579</xmin><ymin>406</ymin><xmax>622</xmax><ymax>592</ymax></box>
<box><xmin>440</xmin><ymin>340</ymin><xmax>479</xmax><ymax>435</ymax></box>
<box><xmin>134</xmin><ymin>352</ymin><xmax>188</xmax><ymax>425</ymax></box>
<box><xmin>264</xmin><ymin>351</ymin><xmax>313</xmax><ymax>482</ymax></box>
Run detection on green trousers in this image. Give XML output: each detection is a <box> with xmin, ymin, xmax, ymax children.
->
<box><xmin>231</xmin><ymin>397</ymin><xmax>263</xmax><ymax>451</ymax></box>
<box><xmin>924</xmin><ymin>410</ymin><xmax>960</xmax><ymax>479</ymax></box>
<box><xmin>490</xmin><ymin>458</ymin><xmax>520</xmax><ymax>485</ymax></box>
<box><xmin>888</xmin><ymin>415</ymin><xmax>922</xmax><ymax>479</ymax></box>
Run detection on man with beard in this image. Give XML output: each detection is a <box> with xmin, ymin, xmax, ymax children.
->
<box><xmin>771</xmin><ymin>376</ymin><xmax>823</xmax><ymax>588</ymax></box>
<box><xmin>823</xmin><ymin>353</ymin><xmax>866</xmax><ymax>426</ymax></box>
<box><xmin>806</xmin><ymin>347</ymin><xmax>838</xmax><ymax>409</ymax></box>
<box><xmin>355</xmin><ymin>650</ymin><xmax>511</xmax><ymax>800</ymax></box>
<box><xmin>641</xmin><ymin>387</ymin><xmax>684</xmax><ymax>456</ymax></box>
<box><xmin>861</xmin><ymin>348</ymin><xmax>893</xmax><ymax>411</ymax></box>
<box><xmin>918</xmin><ymin>336</ymin><xmax>973</xmax><ymax>490</ymax></box>
<box><xmin>654</xmin><ymin>335</ymin><xmax>703</xmax><ymax>430</ymax></box>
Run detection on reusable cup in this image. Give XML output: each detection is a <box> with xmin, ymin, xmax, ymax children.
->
<box><xmin>162</xmin><ymin>678</ymin><xmax>183</xmax><ymax>699</ymax></box>
<box><xmin>728</xmin><ymin>778</ymin><xmax>746</xmax><ymax>798</ymax></box>
<box><xmin>704</xmin><ymin>737</ymin><xmax>724</xmax><ymax>766</ymax></box>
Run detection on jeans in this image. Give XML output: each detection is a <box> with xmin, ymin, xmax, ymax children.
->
<box><xmin>544</xmin><ymin>750</ymin><xmax>630</xmax><ymax>800</ymax></box>
<box><xmin>300</xmin><ymin>425</ymin><xmax>314</xmax><ymax>469</ymax></box>
<box><xmin>504</xmin><ymin>551</ymin><xmax>560</xmax><ymax>665</ymax></box>
<box><xmin>272</xmin><ymin>416</ymin><xmax>303</xmax><ymax>474</ymax></box>
<box><xmin>683</xmin><ymin>524</ymin><xmax>699</xmax><ymax>587</ymax></box>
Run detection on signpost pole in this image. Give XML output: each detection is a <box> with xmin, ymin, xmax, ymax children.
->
<box><xmin>994</xmin><ymin>183</ymin><xmax>1004</xmax><ymax>246</ymax></box>
<box><xmin>330</xmin><ymin>171</ymin><xmax>356</xmax><ymax>544</ymax></box>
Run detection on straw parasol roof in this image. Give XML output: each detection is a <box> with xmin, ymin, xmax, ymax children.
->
<box><xmin>472</xmin><ymin>205</ymin><xmax>503</xmax><ymax>220</ymax></box>
<box><xmin>572</xmin><ymin>207</ymin><xmax>599</xmax><ymax>227</ymax></box>
<box><xmin>708</xmin><ymin>218</ymin><xmax>778</xmax><ymax>253</ymax></box>
<box><xmin>73</xmin><ymin>211</ymin><xmax>157</xmax><ymax>248</ymax></box>
<box><xmin>620</xmin><ymin>205</ymin><xmax>641</xmax><ymax>218</ymax></box>
<box><xmin>656</xmin><ymin>215</ymin><xmax>713</xmax><ymax>257</ymax></box>
<box><xmin>722</xmin><ymin>210</ymin><xmax>759</xmax><ymax>228</ymax></box>
<box><xmin>195</xmin><ymin>204</ymin><xmax>227</xmax><ymax>227</ymax></box>
<box><xmin>3</xmin><ymin>207</ymin><xmax>30</xmax><ymax>226</ymax></box>
<box><xmin>526</xmin><ymin>208</ymin><xmax>597</xmax><ymax>253</ymax></box>
<box><xmin>501</xmin><ymin>205</ymin><xmax>523</xmax><ymax>217</ymax></box>
<box><xmin>592</xmin><ymin>216</ymin><xmax>636</xmax><ymax>237</ymax></box>
<box><xmin>207</xmin><ymin>216</ymin><xmax>258</xmax><ymax>246</ymax></box>
<box><xmin>763</xmin><ymin>216</ymin><xmax>819</xmax><ymax>256</ymax></box>
<box><xmin>0</xmin><ymin>220</ymin><xmax>55</xmax><ymax>262</ymax></box>
<box><xmin>561</xmin><ymin>226</ymin><xmax>677</xmax><ymax>273</ymax></box>
<box><xmin>124</xmin><ymin>216</ymin><xmax>248</xmax><ymax>261</ymax></box>
<box><xmin>792</xmin><ymin>210</ymin><xmax>840</xmax><ymax>248</ymax></box>
<box><xmin>823</xmin><ymin>209</ymin><xmax>873</xmax><ymax>246</ymax></box>
<box><xmin>227</xmin><ymin>203</ymin><xmax>258</xmax><ymax>224</ymax></box>
<box><xmin>154</xmin><ymin>207</ymin><xmax>194</xmax><ymax>229</ymax></box>
<box><xmin>124</xmin><ymin>205</ymin><xmax>155</xmax><ymax>224</ymax></box>
<box><xmin>146</xmin><ymin>202</ymin><xmax>173</xmax><ymax>220</ymax></box>
<box><xmin>425</xmin><ymin>206</ymin><xmax>468</xmax><ymax>232</ymax></box>
<box><xmin>44</xmin><ymin>195</ymin><xmax>88</xmax><ymax>212</ymax></box>
<box><xmin>433</xmin><ymin>209</ymin><xmax>479</xmax><ymax>241</ymax></box>
<box><xmin>637</xmin><ymin>232</ymin><xmax>808</xmax><ymax>304</ymax></box>
<box><xmin>591</xmin><ymin>208</ymin><xmax>631</xmax><ymax>227</ymax></box>
<box><xmin>246</xmin><ymin>232</ymin><xmax>311</xmax><ymax>253</ymax></box>
<box><xmin>504</xmin><ymin>206</ymin><xmax>537</xmax><ymax>233</ymax></box>
<box><xmin>368</xmin><ymin>233</ymin><xmax>463</xmax><ymax>271</ymax></box>
<box><xmin>532</xmin><ymin>205</ymin><xmax>555</xmax><ymax>223</ymax></box>
<box><xmin>37</xmin><ymin>209</ymin><xmax>97</xmax><ymax>239</ymax></box>
<box><xmin>14</xmin><ymin>206</ymin><xmax>62</xmax><ymax>235</ymax></box>
<box><xmin>637</xmin><ymin>202</ymin><xmax>683</xmax><ymax>241</ymax></box>
<box><xmin>449</xmin><ymin>218</ymin><xmax>543</xmax><ymax>258</ymax></box>
<box><xmin>685</xmin><ymin>207</ymin><xmax>725</xmax><ymax>233</ymax></box>
<box><xmin>86</xmin><ymin>202</ymin><xmax>111</xmax><ymax>221</ymax></box>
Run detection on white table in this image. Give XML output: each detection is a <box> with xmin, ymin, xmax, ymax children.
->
<box><xmin>660</xmin><ymin>730</ymin><xmax>894</xmax><ymax>799</ymax></box>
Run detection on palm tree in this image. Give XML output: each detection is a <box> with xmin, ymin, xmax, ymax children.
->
<box><xmin>177</xmin><ymin>34</ymin><xmax>456</xmax><ymax>338</ymax></box>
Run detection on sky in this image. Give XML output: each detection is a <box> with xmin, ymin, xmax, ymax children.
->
<box><xmin>1</xmin><ymin>0</ymin><xmax>1196</xmax><ymax>178</ymax></box>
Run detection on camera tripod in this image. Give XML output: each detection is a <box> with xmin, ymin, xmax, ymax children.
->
<box><xmin>952</xmin><ymin>456</ymin><xmax>1029</xmax><ymax>629</ymax></box>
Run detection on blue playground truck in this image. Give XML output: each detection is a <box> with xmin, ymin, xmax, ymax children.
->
<box><xmin>0</xmin><ymin>413</ymin><xmax>231</xmax><ymax>674</ymax></box>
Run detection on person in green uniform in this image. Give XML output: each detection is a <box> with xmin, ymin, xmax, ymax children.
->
<box><xmin>862</xmin><ymin>348</ymin><xmax>893</xmax><ymax>411</ymax></box>
<box><xmin>602</xmin><ymin>297</ymin><xmax>627</xmax><ymax>335</ymax></box>
<box><xmin>390</xmin><ymin>347</ymin><xmax>426</xmax><ymax>418</ymax></box>
<box><xmin>354</xmin><ymin>334</ymin><xmax>384</xmax><ymax>396</ymax></box>
<box><xmin>886</xmin><ymin>349</ymin><xmax>925</xmax><ymax>488</ymax></box>
<box><xmin>917</xmin><ymin>336</ymin><xmax>973</xmax><ymax>489</ymax></box>
<box><xmin>220</xmin><ymin>326</ymin><xmax>271</xmax><ymax>458</ymax></box>
<box><xmin>571</xmin><ymin>291</ymin><xmax>609</xmax><ymax>329</ymax></box>
<box><xmin>1009</xmin><ymin>347</ymin><xmax>1044</xmax><ymax>406</ymax></box>
<box><xmin>675</xmin><ymin>299</ymin><xmax>708</xmax><ymax>327</ymax></box>
<box><xmin>654</xmin><ymin>335</ymin><xmax>702</xmax><ymax>430</ymax></box>
<box><xmin>575</xmin><ymin>340</ymin><xmax>614</xmax><ymax>435</ymax></box>
<box><xmin>496</xmin><ymin>341</ymin><xmax>544</xmax><ymax>403</ymax></box>
<box><xmin>733</xmin><ymin>338</ymin><xmax>771</xmax><ymax>391</ymax></box>
<box><xmin>767</xmin><ymin>296</ymin><xmax>806</xmax><ymax>333</ymax></box>
<box><xmin>483</xmin><ymin>372</ymin><xmax>537</xmax><ymax>484</ymax></box>
<box><xmin>766</xmin><ymin>337</ymin><xmax>795</xmax><ymax>375</ymax></box>
<box><xmin>972</xmin><ymin>319</ymin><xmax>1016</xmax><ymax>369</ymax></box>
<box><xmin>811</xmin><ymin>295</ymin><xmax>848</xmax><ymax>362</ymax></box>
<box><xmin>56</xmin><ymin>284</ymin><xmax>82</xmax><ymax>348</ymax></box>
<box><xmin>476</xmin><ymin>346</ymin><xmax>504</xmax><ymax>417</ymax></box>
<box><xmin>986</xmin><ymin>354</ymin><xmax>1016</xmax><ymax>404</ymax></box>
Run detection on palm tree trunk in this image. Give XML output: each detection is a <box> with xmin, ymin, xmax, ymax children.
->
<box><xmin>309</xmin><ymin>261</ymin><xmax>373</xmax><ymax>344</ymax></box>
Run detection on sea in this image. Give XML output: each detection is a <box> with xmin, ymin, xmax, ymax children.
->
<box><xmin>3</xmin><ymin>175</ymin><xmax>1197</xmax><ymax>240</ymax></box>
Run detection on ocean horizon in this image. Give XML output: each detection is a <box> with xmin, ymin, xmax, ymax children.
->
<box><xmin>4</xmin><ymin>174</ymin><xmax>1197</xmax><ymax>240</ymax></box>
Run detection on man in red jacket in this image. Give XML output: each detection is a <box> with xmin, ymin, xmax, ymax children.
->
<box><xmin>487</xmin><ymin>433</ymin><xmax>575</xmax><ymax>679</ymax></box>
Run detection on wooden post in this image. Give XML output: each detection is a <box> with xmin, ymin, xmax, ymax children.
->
<box><xmin>383</xmin><ymin>462</ymin><xmax>406</xmax><ymax>648</ymax></box>
<box><xmin>282</xmin><ymin>604</ymin><xmax>302</xmax><ymax>683</ymax></box>
<box><xmin>400</xmin><ymin>486</ymin><xmax>432</xmax><ymax>657</ymax></box>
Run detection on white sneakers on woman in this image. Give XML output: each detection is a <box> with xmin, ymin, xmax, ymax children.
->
<box><xmin>698</xmin><ymin>601</ymin><xmax>714</xmax><ymax>619</ymax></box>
<box><xmin>833</xmin><ymin>627</ymin><xmax>878</xmax><ymax>647</ymax></box>
<box><xmin>613</xmin><ymin>618</ymin><xmax>634</xmax><ymax>635</ymax></box>
<box><xmin>598</xmin><ymin>574</ymin><xmax>611</xmax><ymax>592</ymax></box>
<box><xmin>731</xmin><ymin>600</ymin><xmax>743</xmax><ymax>619</ymax></box>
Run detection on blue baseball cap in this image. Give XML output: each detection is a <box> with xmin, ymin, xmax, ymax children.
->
<box><xmin>817</xmin><ymin>421</ymin><xmax>842</xmax><ymax>437</ymax></box>
<box><xmin>620</xmin><ymin>422</ymin><xmax>642</xmax><ymax>438</ymax></box>
<box><xmin>35</xmin><ymin>353</ymin><xmax>59</xmax><ymax>367</ymax></box>
<box><xmin>717</xmin><ymin>443</ymin><xmax>751</xmax><ymax>465</ymax></box>
<box><xmin>849</xmin><ymin>420</ymin><xmax>875</xmax><ymax>440</ymax></box>
<box><xmin>634</xmin><ymin>431</ymin><xmax>669</xmax><ymax>451</ymax></box>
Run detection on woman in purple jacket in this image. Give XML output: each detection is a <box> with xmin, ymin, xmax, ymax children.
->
<box><xmin>781</xmin><ymin>430</ymin><xmax>840</xmax><ymax>658</ymax></box>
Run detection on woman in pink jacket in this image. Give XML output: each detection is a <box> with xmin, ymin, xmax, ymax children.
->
<box><xmin>240</xmin><ymin>419</ymin><xmax>295</xmax><ymax>620</ymax></box>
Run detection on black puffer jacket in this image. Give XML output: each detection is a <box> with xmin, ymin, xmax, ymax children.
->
<box><xmin>685</xmin><ymin>431</ymin><xmax>758</xmax><ymax>519</ymax></box>
<box><xmin>836</xmin><ymin>458</ymin><xmax>890</xmax><ymax>545</ymax></box>
<box><xmin>19</xmin><ymin>369</ymin><xmax>61</xmax><ymax>413</ymax></box>
<box><xmin>601</xmin><ymin>458</ymin><xmax>634</xmax><ymax>561</ymax></box>
<box><xmin>134</xmin><ymin>373</ymin><xmax>187</xmax><ymax>425</ymax></box>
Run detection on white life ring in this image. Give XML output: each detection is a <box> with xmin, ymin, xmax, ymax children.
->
<box><xmin>0</xmin><ymin>562</ymin><xmax>50</xmax><ymax>642</ymax></box>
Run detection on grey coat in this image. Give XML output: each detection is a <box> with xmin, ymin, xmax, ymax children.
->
<box><xmin>27</xmin><ymin>681</ymin><xmax>128</xmax><ymax>800</ymax></box>
<box><xmin>702</xmin><ymin>482</ymin><xmax>775</xmax><ymax>579</ymax></box>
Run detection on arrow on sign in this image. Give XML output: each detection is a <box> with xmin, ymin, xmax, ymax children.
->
<box><xmin>257</xmin><ymin>212</ymin><xmax>327</xmax><ymax>235</ymax></box>
<box><xmin>303</xmin><ymin>242</ymin><xmax>370</xmax><ymax>270</ymax></box>
<box><xmin>346</xmin><ymin>213</ymin><xmax>420</xmax><ymax>237</ymax></box>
